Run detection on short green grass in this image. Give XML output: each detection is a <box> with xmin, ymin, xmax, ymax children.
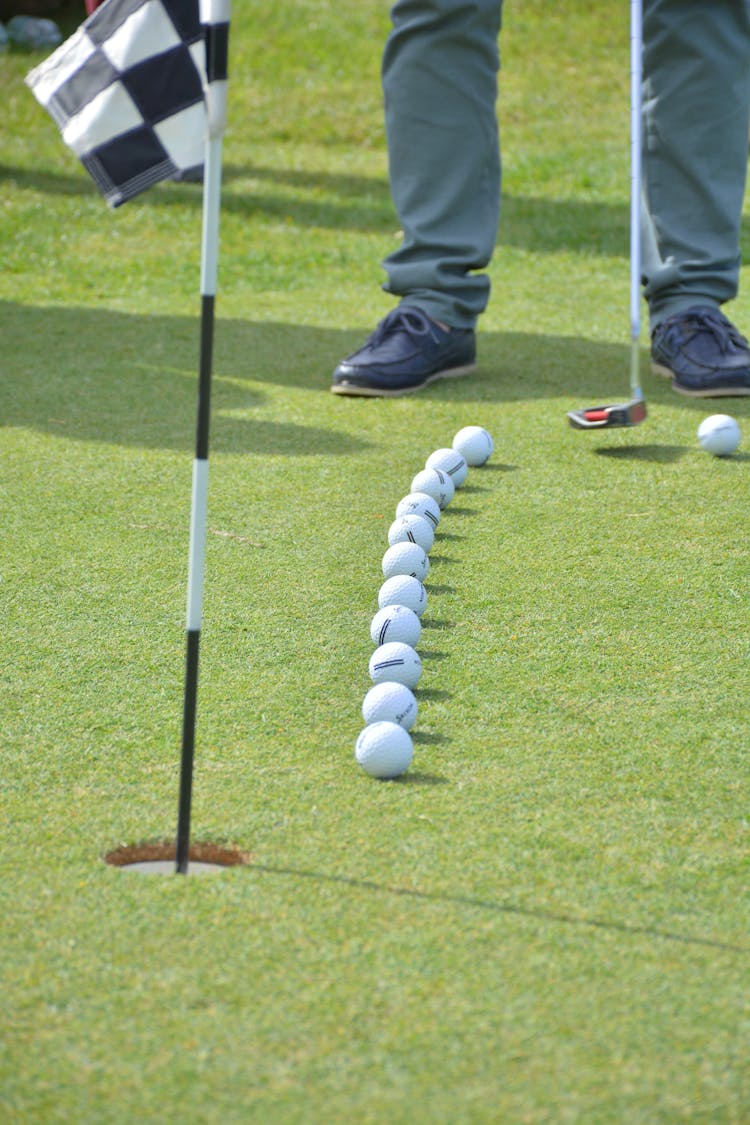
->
<box><xmin>2</xmin><ymin>2</ymin><xmax>750</xmax><ymax>1122</ymax></box>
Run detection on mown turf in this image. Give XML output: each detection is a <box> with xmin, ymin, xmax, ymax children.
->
<box><xmin>1</xmin><ymin>2</ymin><xmax>749</xmax><ymax>1122</ymax></box>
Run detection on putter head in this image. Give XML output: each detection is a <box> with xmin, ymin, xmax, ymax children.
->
<box><xmin>567</xmin><ymin>398</ymin><xmax>646</xmax><ymax>430</ymax></box>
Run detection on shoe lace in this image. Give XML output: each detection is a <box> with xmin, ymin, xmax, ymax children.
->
<box><xmin>676</xmin><ymin>308</ymin><xmax>748</xmax><ymax>354</ymax></box>
<box><xmin>370</xmin><ymin>306</ymin><xmax>436</xmax><ymax>347</ymax></box>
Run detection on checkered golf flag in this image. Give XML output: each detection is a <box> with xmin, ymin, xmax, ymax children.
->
<box><xmin>26</xmin><ymin>0</ymin><xmax>206</xmax><ymax>207</ymax></box>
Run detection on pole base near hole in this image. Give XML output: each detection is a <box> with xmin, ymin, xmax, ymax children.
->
<box><xmin>104</xmin><ymin>840</ymin><xmax>249</xmax><ymax>875</ymax></box>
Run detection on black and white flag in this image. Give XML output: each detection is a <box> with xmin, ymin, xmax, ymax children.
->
<box><xmin>26</xmin><ymin>0</ymin><xmax>206</xmax><ymax>207</ymax></box>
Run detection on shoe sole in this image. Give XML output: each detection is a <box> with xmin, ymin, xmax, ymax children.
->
<box><xmin>652</xmin><ymin>360</ymin><xmax>750</xmax><ymax>397</ymax></box>
<box><xmin>330</xmin><ymin>362</ymin><xmax>476</xmax><ymax>398</ymax></box>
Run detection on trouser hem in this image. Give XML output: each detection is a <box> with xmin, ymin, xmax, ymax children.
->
<box><xmin>648</xmin><ymin>295</ymin><xmax>722</xmax><ymax>333</ymax></box>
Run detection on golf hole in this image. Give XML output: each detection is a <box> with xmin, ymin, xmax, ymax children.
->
<box><xmin>105</xmin><ymin>840</ymin><xmax>249</xmax><ymax>875</ymax></box>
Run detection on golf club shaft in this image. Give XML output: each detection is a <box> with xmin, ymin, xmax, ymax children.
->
<box><xmin>630</xmin><ymin>0</ymin><xmax>643</xmax><ymax>400</ymax></box>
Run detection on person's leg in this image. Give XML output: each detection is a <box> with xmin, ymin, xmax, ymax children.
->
<box><xmin>332</xmin><ymin>0</ymin><xmax>502</xmax><ymax>395</ymax></box>
<box><xmin>642</xmin><ymin>0</ymin><xmax>750</xmax><ymax>323</ymax></box>
<box><xmin>382</xmin><ymin>0</ymin><xmax>503</xmax><ymax>329</ymax></box>
<box><xmin>643</xmin><ymin>0</ymin><xmax>750</xmax><ymax>395</ymax></box>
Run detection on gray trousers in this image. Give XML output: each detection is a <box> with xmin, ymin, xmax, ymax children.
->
<box><xmin>381</xmin><ymin>0</ymin><xmax>750</xmax><ymax>331</ymax></box>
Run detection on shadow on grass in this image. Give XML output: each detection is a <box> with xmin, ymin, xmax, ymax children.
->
<box><xmin>479</xmin><ymin>462</ymin><xmax>520</xmax><ymax>473</ymax></box>
<box><xmin>411</xmin><ymin>730</ymin><xmax>449</xmax><ymax>746</ymax></box>
<box><xmin>2</xmin><ymin>301</ymin><xmax>745</xmax><ymax>454</ymax></box>
<box><xmin>595</xmin><ymin>444</ymin><xmax>690</xmax><ymax>463</ymax></box>
<box><xmin>432</xmin><ymin>530</ymin><xmax>464</xmax><ymax>542</ymax></box>
<box><xmin>252</xmin><ymin>862</ymin><xmax>747</xmax><ymax>955</ymax></box>
<box><xmin>9</xmin><ymin>145</ymin><xmax>750</xmax><ymax>261</ymax></box>
<box><xmin>0</xmin><ymin>300</ymin><xmax>370</xmax><ymax>455</ymax></box>
<box><xmin>392</xmin><ymin>770</ymin><xmax>448</xmax><ymax>785</ymax></box>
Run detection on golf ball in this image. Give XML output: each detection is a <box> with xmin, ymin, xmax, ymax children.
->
<box><xmin>382</xmin><ymin>541</ymin><xmax>430</xmax><ymax>581</ymax></box>
<box><xmin>378</xmin><ymin>575</ymin><xmax>427</xmax><ymax>617</ymax></box>
<box><xmin>452</xmin><ymin>425</ymin><xmax>493</xmax><ymax>466</ymax></box>
<box><xmin>369</xmin><ymin>641</ymin><xmax>422</xmax><ymax>688</ymax></box>
<box><xmin>362</xmin><ymin>681</ymin><xmax>418</xmax><ymax>730</ymax></box>
<box><xmin>370</xmin><ymin>604</ymin><xmax>422</xmax><ymax>648</ymax></box>
<box><xmin>425</xmin><ymin>447</ymin><xmax>468</xmax><ymax>487</ymax></box>
<box><xmin>395</xmin><ymin>491</ymin><xmax>441</xmax><ymax>529</ymax></box>
<box><xmin>697</xmin><ymin>414</ymin><xmax>741</xmax><ymax>457</ymax></box>
<box><xmin>355</xmin><ymin>721</ymin><xmax>414</xmax><ymax>779</ymax></box>
<box><xmin>410</xmin><ymin>467</ymin><xmax>455</xmax><ymax>509</ymax></box>
<box><xmin>388</xmin><ymin>514</ymin><xmax>435</xmax><ymax>554</ymax></box>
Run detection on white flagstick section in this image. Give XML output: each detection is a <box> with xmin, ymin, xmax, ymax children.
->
<box><xmin>186</xmin><ymin>460</ymin><xmax>209</xmax><ymax>631</ymax></box>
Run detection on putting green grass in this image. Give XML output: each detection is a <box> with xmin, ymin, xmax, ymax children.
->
<box><xmin>2</xmin><ymin>2</ymin><xmax>749</xmax><ymax>1122</ymax></box>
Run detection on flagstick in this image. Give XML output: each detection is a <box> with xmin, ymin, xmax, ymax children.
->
<box><xmin>176</xmin><ymin>0</ymin><xmax>231</xmax><ymax>875</ymax></box>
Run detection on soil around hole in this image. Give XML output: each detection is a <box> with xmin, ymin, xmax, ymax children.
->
<box><xmin>105</xmin><ymin>840</ymin><xmax>250</xmax><ymax>869</ymax></box>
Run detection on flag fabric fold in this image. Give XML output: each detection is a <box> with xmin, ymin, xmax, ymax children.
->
<box><xmin>26</xmin><ymin>0</ymin><xmax>206</xmax><ymax>207</ymax></box>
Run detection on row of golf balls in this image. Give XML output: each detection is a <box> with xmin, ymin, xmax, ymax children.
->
<box><xmin>355</xmin><ymin>425</ymin><xmax>494</xmax><ymax>781</ymax></box>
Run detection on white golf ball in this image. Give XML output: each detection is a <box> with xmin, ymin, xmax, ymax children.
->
<box><xmin>395</xmin><ymin>491</ymin><xmax>441</xmax><ymax>529</ymax></box>
<box><xmin>369</xmin><ymin>641</ymin><xmax>422</xmax><ymax>688</ymax></box>
<box><xmin>452</xmin><ymin>425</ymin><xmax>494</xmax><ymax>466</ymax></box>
<box><xmin>388</xmin><ymin>514</ymin><xmax>435</xmax><ymax>554</ymax></box>
<box><xmin>370</xmin><ymin>604</ymin><xmax>422</xmax><ymax>648</ymax></box>
<box><xmin>425</xmin><ymin>447</ymin><xmax>468</xmax><ymax>487</ymax></box>
<box><xmin>697</xmin><ymin>414</ymin><xmax>741</xmax><ymax>457</ymax></box>
<box><xmin>378</xmin><ymin>575</ymin><xmax>427</xmax><ymax>617</ymax></box>
<box><xmin>362</xmin><ymin>681</ymin><xmax>418</xmax><ymax>730</ymax></box>
<box><xmin>355</xmin><ymin>721</ymin><xmax>414</xmax><ymax>779</ymax></box>
<box><xmin>410</xmin><ymin>467</ymin><xmax>454</xmax><ymax>509</ymax></box>
<box><xmin>382</xmin><ymin>541</ymin><xmax>430</xmax><ymax>581</ymax></box>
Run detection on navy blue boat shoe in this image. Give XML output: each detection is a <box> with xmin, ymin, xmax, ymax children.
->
<box><xmin>651</xmin><ymin>305</ymin><xmax>750</xmax><ymax>397</ymax></box>
<box><xmin>332</xmin><ymin>306</ymin><xmax>476</xmax><ymax>397</ymax></box>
